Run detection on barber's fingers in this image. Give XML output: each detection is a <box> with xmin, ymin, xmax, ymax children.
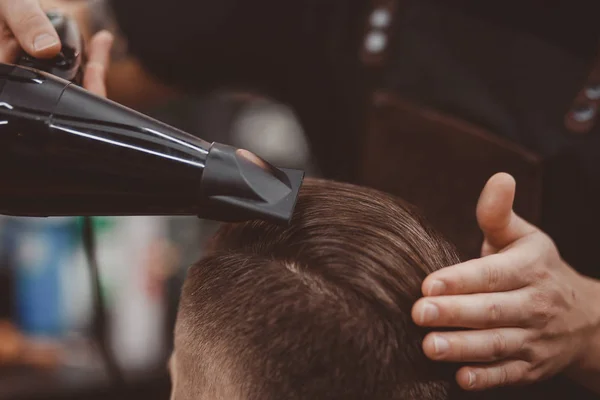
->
<box><xmin>456</xmin><ymin>360</ymin><xmax>534</xmax><ymax>391</ymax></box>
<box><xmin>83</xmin><ymin>30</ymin><xmax>113</xmax><ymax>97</ymax></box>
<box><xmin>412</xmin><ymin>289</ymin><xmax>536</xmax><ymax>329</ymax></box>
<box><xmin>476</xmin><ymin>173</ymin><xmax>537</xmax><ymax>251</ymax></box>
<box><xmin>0</xmin><ymin>35</ymin><xmax>18</xmax><ymax>62</ymax></box>
<box><xmin>0</xmin><ymin>0</ymin><xmax>60</xmax><ymax>58</ymax></box>
<box><xmin>422</xmin><ymin>241</ymin><xmax>540</xmax><ymax>296</ymax></box>
<box><xmin>422</xmin><ymin>328</ymin><xmax>527</xmax><ymax>363</ymax></box>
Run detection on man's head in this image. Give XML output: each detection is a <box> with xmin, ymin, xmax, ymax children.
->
<box><xmin>171</xmin><ymin>178</ymin><xmax>461</xmax><ymax>400</ymax></box>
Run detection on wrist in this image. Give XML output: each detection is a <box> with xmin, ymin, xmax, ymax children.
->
<box><xmin>565</xmin><ymin>276</ymin><xmax>600</xmax><ymax>392</ymax></box>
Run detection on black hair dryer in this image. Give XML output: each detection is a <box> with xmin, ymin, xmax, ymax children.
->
<box><xmin>0</xmin><ymin>13</ymin><xmax>303</xmax><ymax>225</ymax></box>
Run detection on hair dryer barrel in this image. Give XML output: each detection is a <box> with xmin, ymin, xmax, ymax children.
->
<box><xmin>0</xmin><ymin>64</ymin><xmax>303</xmax><ymax>225</ymax></box>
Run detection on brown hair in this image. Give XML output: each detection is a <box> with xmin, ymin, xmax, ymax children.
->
<box><xmin>173</xmin><ymin>178</ymin><xmax>461</xmax><ymax>400</ymax></box>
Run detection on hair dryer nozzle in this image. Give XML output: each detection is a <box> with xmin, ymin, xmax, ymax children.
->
<box><xmin>200</xmin><ymin>144</ymin><xmax>304</xmax><ymax>224</ymax></box>
<box><xmin>0</xmin><ymin>64</ymin><xmax>305</xmax><ymax>225</ymax></box>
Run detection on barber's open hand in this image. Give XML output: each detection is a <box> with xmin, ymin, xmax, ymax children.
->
<box><xmin>412</xmin><ymin>173</ymin><xmax>600</xmax><ymax>391</ymax></box>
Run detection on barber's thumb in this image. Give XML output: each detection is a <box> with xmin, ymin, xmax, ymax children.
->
<box><xmin>476</xmin><ymin>173</ymin><xmax>536</xmax><ymax>250</ymax></box>
<box><xmin>2</xmin><ymin>1</ymin><xmax>61</xmax><ymax>58</ymax></box>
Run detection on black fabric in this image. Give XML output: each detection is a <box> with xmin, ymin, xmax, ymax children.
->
<box><xmin>442</xmin><ymin>0</ymin><xmax>600</xmax><ymax>60</ymax></box>
<box><xmin>108</xmin><ymin>0</ymin><xmax>600</xmax><ymax>91</ymax></box>
<box><xmin>110</xmin><ymin>0</ymin><xmax>305</xmax><ymax>94</ymax></box>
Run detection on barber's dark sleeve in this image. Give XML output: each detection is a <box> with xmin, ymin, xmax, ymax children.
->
<box><xmin>108</xmin><ymin>0</ymin><xmax>310</xmax><ymax>96</ymax></box>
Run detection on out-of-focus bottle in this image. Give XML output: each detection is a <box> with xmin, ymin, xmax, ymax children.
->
<box><xmin>65</xmin><ymin>216</ymin><xmax>169</xmax><ymax>373</ymax></box>
<box><xmin>110</xmin><ymin>216</ymin><xmax>169</xmax><ymax>373</ymax></box>
<box><xmin>5</xmin><ymin>217</ymin><xmax>79</xmax><ymax>339</ymax></box>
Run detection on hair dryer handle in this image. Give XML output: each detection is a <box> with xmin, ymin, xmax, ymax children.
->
<box><xmin>15</xmin><ymin>11</ymin><xmax>84</xmax><ymax>84</ymax></box>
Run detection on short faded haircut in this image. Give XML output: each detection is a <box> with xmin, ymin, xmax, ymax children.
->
<box><xmin>172</xmin><ymin>178</ymin><xmax>461</xmax><ymax>400</ymax></box>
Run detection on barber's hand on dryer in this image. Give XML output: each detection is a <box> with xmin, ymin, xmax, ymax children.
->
<box><xmin>0</xmin><ymin>0</ymin><xmax>62</xmax><ymax>61</ymax></box>
<box><xmin>412</xmin><ymin>173</ymin><xmax>600</xmax><ymax>394</ymax></box>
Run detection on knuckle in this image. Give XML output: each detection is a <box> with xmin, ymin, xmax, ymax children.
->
<box><xmin>487</xmin><ymin>302</ymin><xmax>502</xmax><ymax>324</ymax></box>
<box><xmin>530</xmin><ymin>304</ymin><xmax>553</xmax><ymax>326</ymax></box>
<box><xmin>491</xmin><ymin>332</ymin><xmax>508</xmax><ymax>359</ymax></box>
<box><xmin>456</xmin><ymin>341</ymin><xmax>468</xmax><ymax>361</ymax></box>
<box><xmin>506</xmin><ymin>362</ymin><xmax>531</xmax><ymax>386</ymax></box>
<box><xmin>17</xmin><ymin>12</ymin><xmax>46</xmax><ymax>30</ymax></box>
<box><xmin>86</xmin><ymin>63</ymin><xmax>106</xmax><ymax>75</ymax></box>
<box><xmin>529</xmin><ymin>291</ymin><xmax>557</xmax><ymax>325</ymax></box>
<box><xmin>531</xmin><ymin>264</ymin><xmax>551</xmax><ymax>282</ymax></box>
<box><xmin>533</xmin><ymin>287</ymin><xmax>551</xmax><ymax>301</ymax></box>
<box><xmin>529</xmin><ymin>290</ymin><xmax>548</xmax><ymax>308</ymax></box>
<box><xmin>497</xmin><ymin>366</ymin><xmax>510</xmax><ymax>386</ymax></box>
<box><xmin>485</xmin><ymin>262</ymin><xmax>502</xmax><ymax>291</ymax></box>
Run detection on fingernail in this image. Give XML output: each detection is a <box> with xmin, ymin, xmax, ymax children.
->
<box><xmin>467</xmin><ymin>371</ymin><xmax>476</xmax><ymax>388</ymax></box>
<box><xmin>432</xmin><ymin>336</ymin><xmax>449</xmax><ymax>356</ymax></box>
<box><xmin>420</xmin><ymin>303</ymin><xmax>439</xmax><ymax>324</ymax></box>
<box><xmin>428</xmin><ymin>280</ymin><xmax>446</xmax><ymax>296</ymax></box>
<box><xmin>34</xmin><ymin>34</ymin><xmax>60</xmax><ymax>52</ymax></box>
